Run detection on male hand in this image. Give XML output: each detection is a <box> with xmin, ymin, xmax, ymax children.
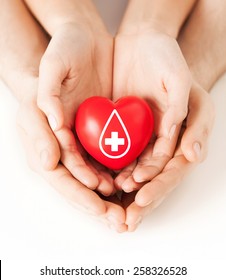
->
<box><xmin>17</xmin><ymin>79</ymin><xmax>127</xmax><ymax>232</ymax></box>
<box><xmin>120</xmin><ymin>83</ymin><xmax>215</xmax><ymax>231</ymax></box>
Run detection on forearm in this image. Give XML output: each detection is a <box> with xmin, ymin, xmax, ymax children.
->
<box><xmin>24</xmin><ymin>0</ymin><xmax>107</xmax><ymax>35</ymax></box>
<box><xmin>118</xmin><ymin>0</ymin><xmax>197</xmax><ymax>37</ymax></box>
<box><xmin>0</xmin><ymin>0</ymin><xmax>49</xmax><ymax>101</ymax></box>
<box><xmin>178</xmin><ymin>0</ymin><xmax>226</xmax><ymax>91</ymax></box>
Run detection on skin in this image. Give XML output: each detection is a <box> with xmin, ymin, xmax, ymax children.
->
<box><xmin>113</xmin><ymin>0</ymin><xmax>201</xmax><ymax>192</ymax></box>
<box><xmin>122</xmin><ymin>83</ymin><xmax>215</xmax><ymax>231</ymax></box>
<box><xmin>37</xmin><ymin>23</ymin><xmax>115</xmax><ymax>195</ymax></box>
<box><xmin>113</xmin><ymin>30</ymin><xmax>191</xmax><ymax>191</ymax></box>
<box><xmin>0</xmin><ymin>0</ymin><xmax>126</xmax><ymax>233</ymax></box>
<box><xmin>123</xmin><ymin>0</ymin><xmax>225</xmax><ymax>231</ymax></box>
<box><xmin>116</xmin><ymin>0</ymin><xmax>197</xmax><ymax>135</ymax></box>
<box><xmin>23</xmin><ymin>0</ymin><xmax>200</xmax><ymax>194</ymax></box>
<box><xmin>23</xmin><ymin>0</ymin><xmax>115</xmax><ymax>195</ymax></box>
<box><xmin>0</xmin><ymin>0</ymin><xmax>223</xmax><ymax>232</ymax></box>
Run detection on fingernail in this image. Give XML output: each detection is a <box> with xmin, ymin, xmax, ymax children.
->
<box><xmin>142</xmin><ymin>199</ymin><xmax>153</xmax><ymax>207</ymax></box>
<box><xmin>84</xmin><ymin>177</ymin><xmax>99</xmax><ymax>190</ymax></box>
<box><xmin>48</xmin><ymin>114</ymin><xmax>57</xmax><ymax>131</ymax></box>
<box><xmin>133</xmin><ymin>172</ymin><xmax>144</xmax><ymax>183</ymax></box>
<box><xmin>193</xmin><ymin>142</ymin><xmax>201</xmax><ymax>159</ymax></box>
<box><xmin>169</xmin><ymin>124</ymin><xmax>176</xmax><ymax>140</ymax></box>
<box><xmin>122</xmin><ymin>182</ymin><xmax>133</xmax><ymax>193</ymax></box>
<box><xmin>40</xmin><ymin>149</ymin><xmax>49</xmax><ymax>168</ymax></box>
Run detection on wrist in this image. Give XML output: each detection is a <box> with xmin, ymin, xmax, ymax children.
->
<box><xmin>1</xmin><ymin>68</ymin><xmax>38</xmax><ymax>102</ymax></box>
<box><xmin>52</xmin><ymin>20</ymin><xmax>110</xmax><ymax>42</ymax></box>
<box><xmin>25</xmin><ymin>0</ymin><xmax>108</xmax><ymax>37</ymax></box>
<box><xmin>118</xmin><ymin>18</ymin><xmax>179</xmax><ymax>38</ymax></box>
<box><xmin>118</xmin><ymin>0</ymin><xmax>197</xmax><ymax>38</ymax></box>
<box><xmin>50</xmin><ymin>15</ymin><xmax>109</xmax><ymax>37</ymax></box>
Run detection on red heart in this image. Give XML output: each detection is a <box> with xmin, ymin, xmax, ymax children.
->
<box><xmin>75</xmin><ymin>96</ymin><xmax>154</xmax><ymax>170</ymax></box>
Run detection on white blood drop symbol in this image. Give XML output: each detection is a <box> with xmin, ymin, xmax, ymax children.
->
<box><xmin>99</xmin><ymin>109</ymin><xmax>131</xmax><ymax>159</ymax></box>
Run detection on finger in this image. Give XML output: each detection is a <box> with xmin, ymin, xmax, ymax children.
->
<box><xmin>125</xmin><ymin>202</ymin><xmax>149</xmax><ymax>232</ymax></box>
<box><xmin>37</xmin><ymin>52</ymin><xmax>65</xmax><ymax>131</ymax></box>
<box><xmin>162</xmin><ymin>70</ymin><xmax>191</xmax><ymax>139</ymax></box>
<box><xmin>88</xmin><ymin>159</ymin><xmax>115</xmax><ymax>197</ymax></box>
<box><xmin>47</xmin><ymin>166</ymin><xmax>126</xmax><ymax>231</ymax></box>
<box><xmin>121</xmin><ymin>192</ymin><xmax>143</xmax><ymax>232</ymax></box>
<box><xmin>99</xmin><ymin>195</ymin><xmax>127</xmax><ymax>233</ymax></box>
<box><xmin>19</xmin><ymin>132</ymin><xmax>113</xmax><ymax>220</ymax></box>
<box><xmin>41</xmin><ymin>164</ymin><xmax>106</xmax><ymax>216</ymax></box>
<box><xmin>18</xmin><ymin>124</ymin><xmax>107</xmax><ymax>216</ymax></box>
<box><xmin>55</xmin><ymin>127</ymin><xmax>99</xmax><ymax>190</ymax></box>
<box><xmin>125</xmin><ymin>198</ymin><xmax>167</xmax><ymax>232</ymax></box>
<box><xmin>181</xmin><ymin>87</ymin><xmax>215</xmax><ymax>162</ymax></box>
<box><xmin>95</xmin><ymin>172</ymin><xmax>114</xmax><ymax>197</ymax></box>
<box><xmin>121</xmin><ymin>191</ymin><xmax>148</xmax><ymax>232</ymax></box>
<box><xmin>17</xmin><ymin>102</ymin><xmax>60</xmax><ymax>171</ymax></box>
<box><xmin>121</xmin><ymin>176</ymin><xmax>143</xmax><ymax>193</ymax></box>
<box><xmin>132</xmin><ymin>127</ymin><xmax>180</xmax><ymax>183</ymax></box>
<box><xmin>114</xmin><ymin>162</ymin><xmax>136</xmax><ymax>190</ymax></box>
<box><xmin>135</xmin><ymin>153</ymin><xmax>193</xmax><ymax>207</ymax></box>
<box><xmin>114</xmin><ymin>161</ymin><xmax>143</xmax><ymax>192</ymax></box>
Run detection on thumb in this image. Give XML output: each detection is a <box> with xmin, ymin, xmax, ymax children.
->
<box><xmin>181</xmin><ymin>88</ymin><xmax>215</xmax><ymax>163</ymax></box>
<box><xmin>37</xmin><ymin>53</ymin><xmax>65</xmax><ymax>131</ymax></box>
<box><xmin>162</xmin><ymin>73</ymin><xmax>191</xmax><ymax>139</ymax></box>
<box><xmin>162</xmin><ymin>106</ymin><xmax>188</xmax><ymax>140</ymax></box>
<box><xmin>17</xmin><ymin>102</ymin><xmax>61</xmax><ymax>171</ymax></box>
<box><xmin>35</xmin><ymin>119</ymin><xmax>61</xmax><ymax>171</ymax></box>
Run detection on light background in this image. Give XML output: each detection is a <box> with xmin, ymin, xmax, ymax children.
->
<box><xmin>0</xmin><ymin>0</ymin><xmax>226</xmax><ymax>279</ymax></box>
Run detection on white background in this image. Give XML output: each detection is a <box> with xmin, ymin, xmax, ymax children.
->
<box><xmin>1</xmin><ymin>1</ymin><xmax>226</xmax><ymax>279</ymax></box>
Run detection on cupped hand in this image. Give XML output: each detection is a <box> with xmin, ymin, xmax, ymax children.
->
<box><xmin>37</xmin><ymin>22</ymin><xmax>114</xmax><ymax>195</ymax></box>
<box><xmin>113</xmin><ymin>30</ymin><xmax>192</xmax><ymax>191</ymax></box>
<box><xmin>16</xmin><ymin>79</ymin><xmax>127</xmax><ymax>233</ymax></box>
<box><xmin>121</xmin><ymin>83</ymin><xmax>215</xmax><ymax>231</ymax></box>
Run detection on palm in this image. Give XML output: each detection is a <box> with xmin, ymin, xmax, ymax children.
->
<box><xmin>113</xmin><ymin>32</ymin><xmax>189</xmax><ymax>190</ymax></box>
<box><xmin>38</xmin><ymin>24</ymin><xmax>114</xmax><ymax>194</ymax></box>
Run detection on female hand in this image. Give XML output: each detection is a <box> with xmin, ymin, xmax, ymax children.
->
<box><xmin>37</xmin><ymin>22</ymin><xmax>115</xmax><ymax>195</ymax></box>
<box><xmin>114</xmin><ymin>30</ymin><xmax>192</xmax><ymax>191</ymax></box>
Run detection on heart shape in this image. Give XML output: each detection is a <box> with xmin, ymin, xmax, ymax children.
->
<box><xmin>75</xmin><ymin>96</ymin><xmax>154</xmax><ymax>170</ymax></box>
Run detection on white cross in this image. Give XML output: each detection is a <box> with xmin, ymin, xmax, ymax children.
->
<box><xmin>105</xmin><ymin>132</ymin><xmax>125</xmax><ymax>152</ymax></box>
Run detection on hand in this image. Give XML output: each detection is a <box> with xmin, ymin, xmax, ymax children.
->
<box><xmin>16</xmin><ymin>78</ymin><xmax>127</xmax><ymax>233</ymax></box>
<box><xmin>120</xmin><ymin>83</ymin><xmax>215</xmax><ymax>231</ymax></box>
<box><xmin>113</xmin><ymin>30</ymin><xmax>192</xmax><ymax>191</ymax></box>
<box><xmin>37</xmin><ymin>22</ymin><xmax>114</xmax><ymax>195</ymax></box>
